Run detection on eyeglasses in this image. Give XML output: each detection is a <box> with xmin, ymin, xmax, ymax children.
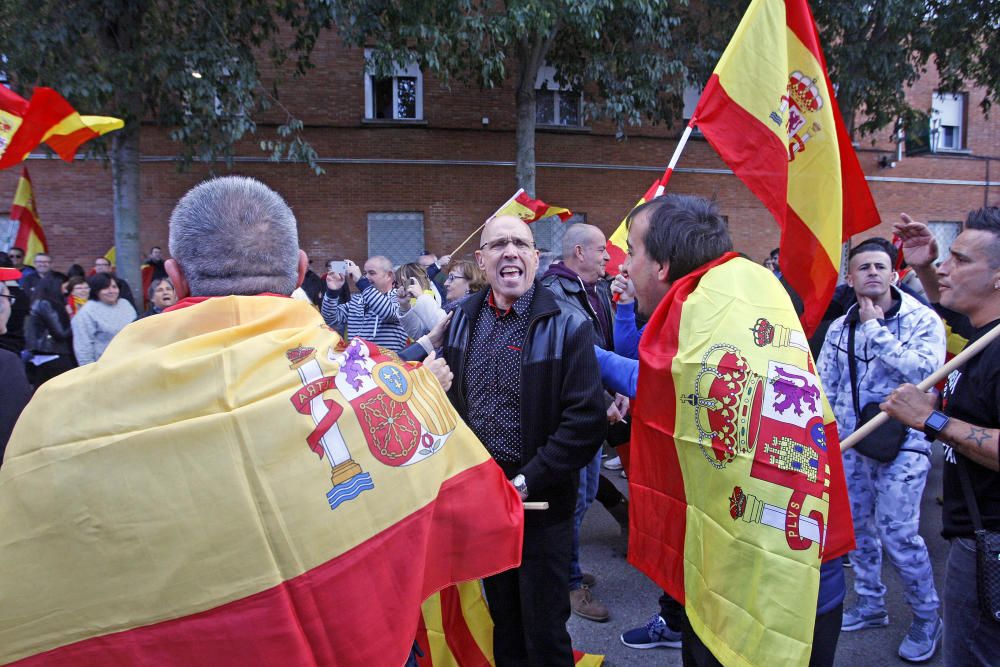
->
<box><xmin>0</xmin><ymin>294</ymin><xmax>14</xmax><ymax>305</ymax></box>
<box><xmin>479</xmin><ymin>237</ymin><xmax>535</xmax><ymax>254</ymax></box>
<box><xmin>444</xmin><ymin>273</ymin><xmax>467</xmax><ymax>283</ymax></box>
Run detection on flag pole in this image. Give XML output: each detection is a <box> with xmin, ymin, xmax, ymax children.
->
<box><xmin>841</xmin><ymin>322</ymin><xmax>1000</xmax><ymax>451</ymax></box>
<box><xmin>659</xmin><ymin>119</ymin><xmax>698</xmax><ymax>189</ymax></box>
<box><xmin>449</xmin><ymin>189</ymin><xmax>525</xmax><ymax>257</ymax></box>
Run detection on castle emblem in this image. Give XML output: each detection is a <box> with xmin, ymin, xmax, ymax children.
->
<box><xmin>287</xmin><ymin>337</ymin><xmax>458</xmax><ymax>510</ymax></box>
<box><xmin>768</xmin><ymin>71</ymin><xmax>825</xmax><ymax>161</ymax></box>
<box><xmin>685</xmin><ymin>338</ymin><xmax>831</xmax><ymax>551</ymax></box>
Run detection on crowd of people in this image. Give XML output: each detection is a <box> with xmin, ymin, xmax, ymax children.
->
<box><xmin>1</xmin><ymin>177</ymin><xmax>997</xmax><ymax>667</ymax></box>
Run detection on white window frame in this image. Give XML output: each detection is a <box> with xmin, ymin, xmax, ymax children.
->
<box><xmin>534</xmin><ymin>65</ymin><xmax>583</xmax><ymax>127</ymax></box>
<box><xmin>364</xmin><ymin>49</ymin><xmax>423</xmax><ymax>121</ymax></box>
<box><xmin>931</xmin><ymin>92</ymin><xmax>965</xmax><ymax>152</ymax></box>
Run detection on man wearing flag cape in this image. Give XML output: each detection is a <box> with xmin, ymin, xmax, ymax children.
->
<box><xmin>0</xmin><ymin>176</ymin><xmax>523</xmax><ymax>666</ymax></box>
<box><xmin>618</xmin><ymin>194</ymin><xmax>854</xmax><ymax>667</ymax></box>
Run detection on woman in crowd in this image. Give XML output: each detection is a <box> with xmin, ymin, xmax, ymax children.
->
<box><xmin>442</xmin><ymin>259</ymin><xmax>486</xmax><ymax>311</ymax></box>
<box><xmin>71</xmin><ymin>273</ymin><xmax>136</xmax><ymax>365</ymax></box>
<box><xmin>395</xmin><ymin>262</ymin><xmax>446</xmax><ymax>340</ymax></box>
<box><xmin>24</xmin><ymin>275</ymin><xmax>77</xmax><ymax>385</ymax></box>
<box><xmin>65</xmin><ymin>276</ymin><xmax>90</xmax><ymax>318</ymax></box>
<box><xmin>139</xmin><ymin>277</ymin><xmax>176</xmax><ymax>318</ymax></box>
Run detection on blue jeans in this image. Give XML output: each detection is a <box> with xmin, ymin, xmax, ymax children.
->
<box><xmin>569</xmin><ymin>451</ymin><xmax>601</xmax><ymax>590</ymax></box>
<box><xmin>944</xmin><ymin>537</ymin><xmax>1000</xmax><ymax>666</ymax></box>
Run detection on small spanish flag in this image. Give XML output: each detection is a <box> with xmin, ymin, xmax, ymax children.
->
<box><xmin>0</xmin><ymin>86</ymin><xmax>123</xmax><ymax>170</ymax></box>
<box><xmin>496</xmin><ymin>189</ymin><xmax>572</xmax><ymax>223</ymax></box>
<box><xmin>8</xmin><ymin>167</ymin><xmax>47</xmax><ymax>263</ymax></box>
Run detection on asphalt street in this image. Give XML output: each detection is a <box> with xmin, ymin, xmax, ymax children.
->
<box><xmin>566</xmin><ymin>446</ymin><xmax>950</xmax><ymax>667</ymax></box>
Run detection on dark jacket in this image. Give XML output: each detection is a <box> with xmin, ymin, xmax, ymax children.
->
<box><xmin>540</xmin><ymin>263</ymin><xmax>614</xmax><ymax>351</ymax></box>
<box><xmin>24</xmin><ymin>299</ymin><xmax>73</xmax><ymax>355</ymax></box>
<box><xmin>444</xmin><ymin>283</ymin><xmax>606</xmax><ymax>525</ymax></box>
<box><xmin>0</xmin><ymin>348</ymin><xmax>32</xmax><ymax>466</ymax></box>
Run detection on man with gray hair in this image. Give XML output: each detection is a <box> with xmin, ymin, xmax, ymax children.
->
<box><xmin>0</xmin><ymin>176</ymin><xmax>526</xmax><ymax>666</ymax></box>
<box><xmin>321</xmin><ymin>255</ymin><xmax>409</xmax><ymax>351</ymax></box>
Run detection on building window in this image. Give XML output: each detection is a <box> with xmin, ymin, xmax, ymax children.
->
<box><xmin>367</xmin><ymin>212</ymin><xmax>424</xmax><ymax>266</ymax></box>
<box><xmin>533</xmin><ymin>214</ymin><xmax>585</xmax><ymax>266</ymax></box>
<box><xmin>364</xmin><ymin>49</ymin><xmax>423</xmax><ymax>121</ymax></box>
<box><xmin>535</xmin><ymin>66</ymin><xmax>583</xmax><ymax>127</ymax></box>
<box><xmin>931</xmin><ymin>92</ymin><xmax>966</xmax><ymax>152</ymax></box>
<box><xmin>928</xmin><ymin>220</ymin><xmax>962</xmax><ymax>263</ymax></box>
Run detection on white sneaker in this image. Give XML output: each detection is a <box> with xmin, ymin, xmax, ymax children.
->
<box><xmin>604</xmin><ymin>456</ymin><xmax>623</xmax><ymax>470</ymax></box>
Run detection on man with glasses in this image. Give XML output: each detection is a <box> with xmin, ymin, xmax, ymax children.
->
<box><xmin>428</xmin><ymin>214</ymin><xmax>606</xmax><ymax>665</ymax></box>
<box><xmin>7</xmin><ymin>247</ymin><xmax>26</xmax><ymax>271</ymax></box>
<box><xmin>20</xmin><ymin>252</ymin><xmax>52</xmax><ymax>298</ymax></box>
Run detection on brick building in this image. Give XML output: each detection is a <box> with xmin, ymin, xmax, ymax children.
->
<box><xmin>1</xmin><ymin>34</ymin><xmax>997</xmax><ymax>273</ymax></box>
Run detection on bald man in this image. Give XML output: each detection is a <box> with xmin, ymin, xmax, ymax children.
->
<box><xmin>431</xmin><ymin>215</ymin><xmax>606</xmax><ymax>665</ymax></box>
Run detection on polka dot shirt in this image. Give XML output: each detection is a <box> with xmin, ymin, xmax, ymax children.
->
<box><xmin>463</xmin><ymin>285</ymin><xmax>536</xmax><ymax>463</ymax></box>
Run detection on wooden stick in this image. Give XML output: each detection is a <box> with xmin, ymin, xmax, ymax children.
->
<box><xmin>523</xmin><ymin>501</ymin><xmax>549</xmax><ymax>511</ymax></box>
<box><xmin>449</xmin><ymin>188</ymin><xmax>525</xmax><ymax>257</ymax></box>
<box><xmin>841</xmin><ymin>321</ymin><xmax>1000</xmax><ymax>451</ymax></box>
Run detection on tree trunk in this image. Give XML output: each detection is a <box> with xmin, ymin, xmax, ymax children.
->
<box><xmin>514</xmin><ymin>83</ymin><xmax>537</xmax><ymax>198</ymax></box>
<box><xmin>111</xmin><ymin>123</ymin><xmax>142</xmax><ymax>302</ymax></box>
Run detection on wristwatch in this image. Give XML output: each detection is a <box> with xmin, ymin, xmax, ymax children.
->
<box><xmin>923</xmin><ymin>410</ymin><xmax>950</xmax><ymax>441</ymax></box>
<box><xmin>512</xmin><ymin>474</ymin><xmax>529</xmax><ymax>500</ymax></box>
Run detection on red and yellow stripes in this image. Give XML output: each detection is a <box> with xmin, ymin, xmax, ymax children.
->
<box><xmin>692</xmin><ymin>0</ymin><xmax>879</xmax><ymax>335</ymax></box>
<box><xmin>630</xmin><ymin>254</ymin><xmax>854</xmax><ymax>667</ymax></box>
<box><xmin>9</xmin><ymin>167</ymin><xmax>46</xmax><ymax>262</ymax></box>
<box><xmin>0</xmin><ymin>296</ymin><xmax>523</xmax><ymax>666</ymax></box>
<box><xmin>0</xmin><ymin>86</ymin><xmax>122</xmax><ymax>169</ymax></box>
<box><xmin>497</xmin><ymin>190</ymin><xmax>572</xmax><ymax>224</ymax></box>
<box><xmin>416</xmin><ymin>582</ymin><xmax>604</xmax><ymax>667</ymax></box>
<box><xmin>605</xmin><ymin>176</ymin><xmax>667</xmax><ymax>276</ymax></box>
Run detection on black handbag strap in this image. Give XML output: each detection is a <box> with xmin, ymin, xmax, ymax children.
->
<box><xmin>847</xmin><ymin>320</ymin><xmax>863</xmax><ymax>419</ymax></box>
<box><xmin>956</xmin><ymin>454</ymin><xmax>986</xmax><ymax>532</ymax></box>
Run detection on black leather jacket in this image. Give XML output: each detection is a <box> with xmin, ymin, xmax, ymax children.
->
<box><xmin>25</xmin><ymin>300</ymin><xmax>73</xmax><ymax>355</ymax></box>
<box><xmin>539</xmin><ymin>268</ymin><xmax>614</xmax><ymax>351</ymax></box>
<box><xmin>443</xmin><ymin>282</ymin><xmax>606</xmax><ymax>525</ymax></box>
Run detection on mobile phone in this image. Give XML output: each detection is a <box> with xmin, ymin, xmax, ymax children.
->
<box><xmin>328</xmin><ymin>260</ymin><xmax>347</xmax><ymax>274</ymax></box>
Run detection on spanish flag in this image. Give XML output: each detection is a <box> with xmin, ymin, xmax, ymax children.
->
<box><xmin>0</xmin><ymin>86</ymin><xmax>123</xmax><ymax>169</ymax></box>
<box><xmin>628</xmin><ymin>254</ymin><xmax>854</xmax><ymax>667</ymax></box>
<box><xmin>496</xmin><ymin>188</ymin><xmax>572</xmax><ymax>223</ymax></box>
<box><xmin>0</xmin><ymin>296</ymin><xmax>523</xmax><ymax>665</ymax></box>
<box><xmin>604</xmin><ymin>175</ymin><xmax>667</xmax><ymax>276</ymax></box>
<box><xmin>8</xmin><ymin>167</ymin><xmax>47</xmax><ymax>263</ymax></box>
<box><xmin>691</xmin><ymin>0</ymin><xmax>879</xmax><ymax>335</ymax></box>
<box><xmin>417</xmin><ymin>582</ymin><xmax>603</xmax><ymax>666</ymax></box>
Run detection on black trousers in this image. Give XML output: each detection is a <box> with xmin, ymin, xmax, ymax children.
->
<box><xmin>680</xmin><ymin>602</ymin><xmax>843</xmax><ymax>667</ymax></box>
<box><xmin>483</xmin><ymin>517</ymin><xmax>575</xmax><ymax>667</ymax></box>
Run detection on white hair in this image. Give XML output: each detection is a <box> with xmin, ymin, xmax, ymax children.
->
<box><xmin>168</xmin><ymin>176</ymin><xmax>299</xmax><ymax>296</ymax></box>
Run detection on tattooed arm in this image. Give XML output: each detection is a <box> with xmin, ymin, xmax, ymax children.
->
<box><xmin>881</xmin><ymin>383</ymin><xmax>1000</xmax><ymax>471</ymax></box>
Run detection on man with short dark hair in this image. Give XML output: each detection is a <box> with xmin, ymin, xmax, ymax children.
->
<box><xmin>817</xmin><ymin>238</ymin><xmax>945</xmax><ymax>662</ymax></box>
<box><xmin>612</xmin><ymin>194</ymin><xmax>853</xmax><ymax>667</ymax></box>
<box><xmin>7</xmin><ymin>247</ymin><xmax>26</xmax><ymax>271</ymax></box>
<box><xmin>435</xmin><ymin>214</ymin><xmax>606</xmax><ymax>666</ymax></box>
<box><xmin>320</xmin><ymin>255</ymin><xmax>408</xmax><ymax>351</ymax></box>
<box><xmin>884</xmin><ymin>207</ymin><xmax>1000</xmax><ymax>666</ymax></box>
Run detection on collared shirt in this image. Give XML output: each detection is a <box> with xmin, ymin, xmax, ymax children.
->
<box><xmin>463</xmin><ymin>285</ymin><xmax>535</xmax><ymax>463</ymax></box>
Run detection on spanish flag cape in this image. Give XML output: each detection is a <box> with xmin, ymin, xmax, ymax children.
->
<box><xmin>628</xmin><ymin>254</ymin><xmax>854</xmax><ymax>667</ymax></box>
<box><xmin>0</xmin><ymin>295</ymin><xmax>523</xmax><ymax>666</ymax></box>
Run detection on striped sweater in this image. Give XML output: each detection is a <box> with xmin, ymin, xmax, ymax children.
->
<box><xmin>320</xmin><ymin>279</ymin><xmax>409</xmax><ymax>351</ymax></box>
